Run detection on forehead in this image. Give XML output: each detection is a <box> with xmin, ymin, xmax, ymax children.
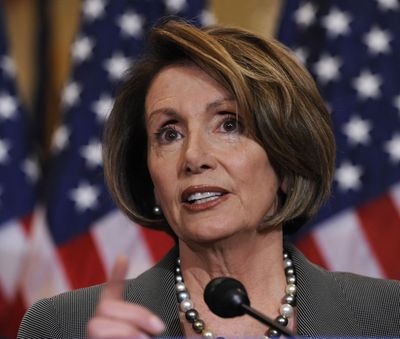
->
<box><xmin>144</xmin><ymin>63</ymin><xmax>233</xmax><ymax>116</ymax></box>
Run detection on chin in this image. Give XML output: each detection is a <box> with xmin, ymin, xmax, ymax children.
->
<box><xmin>179</xmin><ymin>219</ymin><xmax>247</xmax><ymax>245</ymax></box>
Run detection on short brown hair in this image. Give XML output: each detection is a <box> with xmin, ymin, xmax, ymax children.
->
<box><xmin>103</xmin><ymin>19</ymin><xmax>335</xmax><ymax>235</ymax></box>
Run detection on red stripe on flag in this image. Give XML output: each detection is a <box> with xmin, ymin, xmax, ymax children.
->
<box><xmin>20</xmin><ymin>213</ymin><xmax>34</xmax><ymax>236</ymax></box>
<box><xmin>58</xmin><ymin>232</ymin><xmax>107</xmax><ymax>289</ymax></box>
<box><xmin>0</xmin><ymin>287</ymin><xmax>9</xmax><ymax>337</ymax></box>
<box><xmin>295</xmin><ymin>233</ymin><xmax>329</xmax><ymax>269</ymax></box>
<box><xmin>140</xmin><ymin>228</ymin><xmax>175</xmax><ymax>262</ymax></box>
<box><xmin>0</xmin><ymin>291</ymin><xmax>26</xmax><ymax>339</ymax></box>
<box><xmin>356</xmin><ymin>194</ymin><xmax>400</xmax><ymax>280</ymax></box>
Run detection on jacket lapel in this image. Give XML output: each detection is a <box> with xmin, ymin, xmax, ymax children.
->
<box><xmin>124</xmin><ymin>245</ymin><xmax>183</xmax><ymax>337</ymax></box>
<box><xmin>287</xmin><ymin>243</ymin><xmax>363</xmax><ymax>336</ymax></box>
<box><xmin>126</xmin><ymin>243</ymin><xmax>364</xmax><ymax>337</ymax></box>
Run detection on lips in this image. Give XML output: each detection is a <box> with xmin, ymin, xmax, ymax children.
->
<box><xmin>181</xmin><ymin>186</ymin><xmax>228</xmax><ymax>207</ymax></box>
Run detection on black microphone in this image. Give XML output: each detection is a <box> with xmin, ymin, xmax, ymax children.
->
<box><xmin>204</xmin><ymin>277</ymin><xmax>295</xmax><ymax>337</ymax></box>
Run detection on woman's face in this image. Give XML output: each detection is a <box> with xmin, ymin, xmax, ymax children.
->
<box><xmin>145</xmin><ymin>64</ymin><xmax>280</xmax><ymax>244</ymax></box>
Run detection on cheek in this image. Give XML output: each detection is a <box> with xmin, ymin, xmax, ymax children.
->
<box><xmin>148</xmin><ymin>156</ymin><xmax>177</xmax><ymax>209</ymax></box>
<box><xmin>147</xmin><ymin>155</ymin><xmax>163</xmax><ymax>201</ymax></box>
<box><xmin>148</xmin><ymin>146</ymin><xmax>167</xmax><ymax>180</ymax></box>
<box><xmin>149</xmin><ymin>168</ymin><xmax>166</xmax><ymax>200</ymax></box>
<box><xmin>234</xmin><ymin>149</ymin><xmax>279</xmax><ymax>205</ymax></box>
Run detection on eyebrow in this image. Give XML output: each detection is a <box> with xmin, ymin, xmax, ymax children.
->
<box><xmin>146</xmin><ymin>108</ymin><xmax>179</xmax><ymax>125</ymax></box>
<box><xmin>205</xmin><ymin>96</ymin><xmax>236</xmax><ymax>112</ymax></box>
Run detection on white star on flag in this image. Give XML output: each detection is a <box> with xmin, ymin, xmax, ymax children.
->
<box><xmin>80</xmin><ymin>139</ymin><xmax>103</xmax><ymax>168</ymax></box>
<box><xmin>117</xmin><ymin>12</ymin><xmax>145</xmax><ymax>38</ymax></box>
<box><xmin>335</xmin><ymin>161</ymin><xmax>363</xmax><ymax>191</ymax></box>
<box><xmin>165</xmin><ymin>0</ymin><xmax>187</xmax><ymax>13</ymax></box>
<box><xmin>200</xmin><ymin>10</ymin><xmax>216</xmax><ymax>26</ymax></box>
<box><xmin>103</xmin><ymin>52</ymin><xmax>131</xmax><ymax>81</ymax></box>
<box><xmin>61</xmin><ymin>81</ymin><xmax>82</xmax><ymax>107</ymax></box>
<box><xmin>69</xmin><ymin>182</ymin><xmax>100</xmax><ymax>212</ymax></box>
<box><xmin>384</xmin><ymin>133</ymin><xmax>400</xmax><ymax>163</ymax></box>
<box><xmin>0</xmin><ymin>139</ymin><xmax>10</xmax><ymax>164</ymax></box>
<box><xmin>342</xmin><ymin>115</ymin><xmax>372</xmax><ymax>145</ymax></box>
<box><xmin>72</xmin><ymin>36</ymin><xmax>95</xmax><ymax>63</ymax></box>
<box><xmin>392</xmin><ymin>94</ymin><xmax>400</xmax><ymax>114</ymax></box>
<box><xmin>294</xmin><ymin>2</ymin><xmax>317</xmax><ymax>28</ymax></box>
<box><xmin>82</xmin><ymin>0</ymin><xmax>106</xmax><ymax>21</ymax></box>
<box><xmin>0</xmin><ymin>55</ymin><xmax>16</xmax><ymax>78</ymax></box>
<box><xmin>0</xmin><ymin>92</ymin><xmax>18</xmax><ymax>119</ymax></box>
<box><xmin>293</xmin><ymin>47</ymin><xmax>309</xmax><ymax>64</ymax></box>
<box><xmin>52</xmin><ymin>125</ymin><xmax>70</xmax><ymax>152</ymax></box>
<box><xmin>376</xmin><ymin>0</ymin><xmax>400</xmax><ymax>11</ymax></box>
<box><xmin>352</xmin><ymin>70</ymin><xmax>382</xmax><ymax>100</ymax></box>
<box><xmin>91</xmin><ymin>93</ymin><xmax>114</xmax><ymax>122</ymax></box>
<box><xmin>322</xmin><ymin>8</ymin><xmax>352</xmax><ymax>38</ymax></box>
<box><xmin>363</xmin><ymin>26</ymin><xmax>392</xmax><ymax>55</ymax></box>
<box><xmin>22</xmin><ymin>158</ymin><xmax>40</xmax><ymax>183</ymax></box>
<box><xmin>313</xmin><ymin>54</ymin><xmax>342</xmax><ymax>83</ymax></box>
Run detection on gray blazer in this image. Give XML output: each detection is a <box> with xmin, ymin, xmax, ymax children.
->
<box><xmin>18</xmin><ymin>243</ymin><xmax>400</xmax><ymax>338</ymax></box>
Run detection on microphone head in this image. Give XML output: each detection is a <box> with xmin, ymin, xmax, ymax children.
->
<box><xmin>204</xmin><ymin>277</ymin><xmax>250</xmax><ymax>318</ymax></box>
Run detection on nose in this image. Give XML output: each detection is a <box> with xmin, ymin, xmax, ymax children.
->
<box><xmin>181</xmin><ymin>132</ymin><xmax>216</xmax><ymax>175</ymax></box>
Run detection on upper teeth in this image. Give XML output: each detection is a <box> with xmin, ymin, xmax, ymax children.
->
<box><xmin>187</xmin><ymin>192</ymin><xmax>222</xmax><ymax>202</ymax></box>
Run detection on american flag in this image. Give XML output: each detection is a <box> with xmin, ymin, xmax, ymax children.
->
<box><xmin>0</xmin><ymin>8</ymin><xmax>39</xmax><ymax>338</ymax></box>
<box><xmin>0</xmin><ymin>0</ymin><xmax>209</xmax><ymax>337</ymax></box>
<box><xmin>278</xmin><ymin>0</ymin><xmax>400</xmax><ymax>280</ymax></box>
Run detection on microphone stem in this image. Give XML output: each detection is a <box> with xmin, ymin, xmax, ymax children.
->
<box><xmin>241</xmin><ymin>304</ymin><xmax>295</xmax><ymax>337</ymax></box>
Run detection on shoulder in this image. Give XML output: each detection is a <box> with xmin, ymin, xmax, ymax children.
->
<box><xmin>18</xmin><ymin>246</ymin><xmax>179</xmax><ymax>339</ymax></box>
<box><xmin>17</xmin><ymin>283</ymin><xmax>103</xmax><ymax>338</ymax></box>
<box><xmin>329</xmin><ymin>271</ymin><xmax>400</xmax><ymax>335</ymax></box>
<box><xmin>331</xmin><ymin>269</ymin><xmax>400</xmax><ymax>294</ymax></box>
<box><xmin>286</xmin><ymin>242</ymin><xmax>400</xmax><ymax>336</ymax></box>
<box><xmin>330</xmin><ymin>270</ymin><xmax>400</xmax><ymax>313</ymax></box>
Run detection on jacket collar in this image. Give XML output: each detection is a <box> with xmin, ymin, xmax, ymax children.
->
<box><xmin>125</xmin><ymin>245</ymin><xmax>183</xmax><ymax>337</ymax></box>
<box><xmin>137</xmin><ymin>243</ymin><xmax>362</xmax><ymax>337</ymax></box>
<box><xmin>286</xmin><ymin>243</ymin><xmax>363</xmax><ymax>336</ymax></box>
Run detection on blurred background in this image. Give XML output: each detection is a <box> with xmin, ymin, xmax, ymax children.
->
<box><xmin>1</xmin><ymin>0</ymin><xmax>399</xmax><ymax>337</ymax></box>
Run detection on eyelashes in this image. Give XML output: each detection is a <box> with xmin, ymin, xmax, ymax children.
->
<box><xmin>154</xmin><ymin>124</ymin><xmax>182</xmax><ymax>144</ymax></box>
<box><xmin>219</xmin><ymin>116</ymin><xmax>243</xmax><ymax>134</ymax></box>
<box><xmin>153</xmin><ymin>113</ymin><xmax>244</xmax><ymax>145</ymax></box>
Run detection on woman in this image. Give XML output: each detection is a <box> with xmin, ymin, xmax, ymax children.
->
<box><xmin>18</xmin><ymin>20</ymin><xmax>400</xmax><ymax>338</ymax></box>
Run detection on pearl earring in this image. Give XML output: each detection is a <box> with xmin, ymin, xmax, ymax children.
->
<box><xmin>153</xmin><ymin>206</ymin><xmax>162</xmax><ymax>216</ymax></box>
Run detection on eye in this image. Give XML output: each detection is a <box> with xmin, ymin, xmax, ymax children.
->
<box><xmin>219</xmin><ymin>116</ymin><xmax>243</xmax><ymax>134</ymax></box>
<box><xmin>155</xmin><ymin>125</ymin><xmax>183</xmax><ymax>144</ymax></box>
<box><xmin>222</xmin><ymin>119</ymin><xmax>237</xmax><ymax>132</ymax></box>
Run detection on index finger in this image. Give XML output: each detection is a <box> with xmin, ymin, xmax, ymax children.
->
<box><xmin>101</xmin><ymin>255</ymin><xmax>128</xmax><ymax>301</ymax></box>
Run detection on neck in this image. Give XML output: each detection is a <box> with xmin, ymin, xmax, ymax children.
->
<box><xmin>177</xmin><ymin>227</ymin><xmax>290</xmax><ymax>337</ymax></box>
<box><xmin>178</xmin><ymin>226</ymin><xmax>284</xmax><ymax>291</ymax></box>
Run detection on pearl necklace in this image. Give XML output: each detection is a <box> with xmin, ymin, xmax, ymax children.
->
<box><xmin>174</xmin><ymin>251</ymin><xmax>297</xmax><ymax>338</ymax></box>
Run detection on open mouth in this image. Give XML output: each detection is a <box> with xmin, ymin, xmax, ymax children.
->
<box><xmin>185</xmin><ymin>192</ymin><xmax>225</xmax><ymax>205</ymax></box>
